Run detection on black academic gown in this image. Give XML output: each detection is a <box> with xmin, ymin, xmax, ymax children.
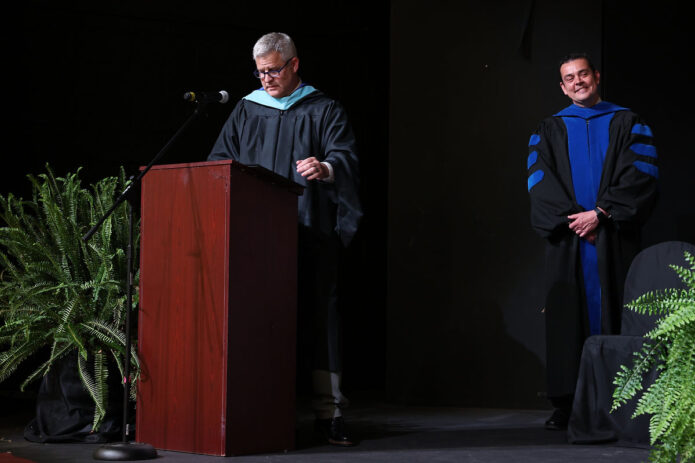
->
<box><xmin>208</xmin><ymin>89</ymin><xmax>362</xmax><ymax>247</ymax></box>
<box><xmin>527</xmin><ymin>107</ymin><xmax>658</xmax><ymax>398</ymax></box>
<box><xmin>208</xmin><ymin>89</ymin><xmax>362</xmax><ymax>374</ymax></box>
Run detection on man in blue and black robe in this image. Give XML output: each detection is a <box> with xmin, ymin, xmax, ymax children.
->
<box><xmin>526</xmin><ymin>53</ymin><xmax>658</xmax><ymax>430</ymax></box>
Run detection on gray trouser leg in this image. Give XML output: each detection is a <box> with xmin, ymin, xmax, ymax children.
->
<box><xmin>312</xmin><ymin>369</ymin><xmax>350</xmax><ymax>419</ymax></box>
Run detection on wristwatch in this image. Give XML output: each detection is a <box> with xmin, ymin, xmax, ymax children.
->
<box><xmin>594</xmin><ymin>207</ymin><xmax>610</xmax><ymax>225</ymax></box>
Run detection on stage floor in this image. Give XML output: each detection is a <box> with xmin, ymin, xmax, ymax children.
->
<box><xmin>1</xmin><ymin>393</ymin><xmax>649</xmax><ymax>463</ymax></box>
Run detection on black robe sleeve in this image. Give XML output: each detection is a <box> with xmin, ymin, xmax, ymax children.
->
<box><xmin>319</xmin><ymin>101</ymin><xmax>362</xmax><ymax>246</ymax></box>
<box><xmin>595</xmin><ymin>113</ymin><xmax>658</xmax><ymax>227</ymax></box>
<box><xmin>527</xmin><ymin>119</ymin><xmax>581</xmax><ymax>239</ymax></box>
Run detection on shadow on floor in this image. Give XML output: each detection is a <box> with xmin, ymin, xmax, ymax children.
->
<box><xmin>1</xmin><ymin>394</ymin><xmax>650</xmax><ymax>463</ymax></box>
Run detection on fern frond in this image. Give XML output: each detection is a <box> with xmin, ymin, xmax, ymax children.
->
<box><xmin>92</xmin><ymin>350</ymin><xmax>108</xmax><ymax>430</ymax></box>
<box><xmin>1</xmin><ymin>165</ymin><xmax>140</xmax><ymax>432</ymax></box>
<box><xmin>20</xmin><ymin>342</ymin><xmax>72</xmax><ymax>390</ymax></box>
<box><xmin>80</xmin><ymin>320</ymin><xmax>126</xmax><ymax>351</ymax></box>
<box><xmin>670</xmin><ymin>262</ymin><xmax>695</xmax><ymax>289</ymax></box>
<box><xmin>611</xmin><ymin>341</ymin><xmax>663</xmax><ymax>412</ymax></box>
<box><xmin>0</xmin><ymin>339</ymin><xmax>40</xmax><ymax>382</ymax></box>
<box><xmin>648</xmin><ymin>297</ymin><xmax>695</xmax><ymax>339</ymax></box>
<box><xmin>77</xmin><ymin>352</ymin><xmax>106</xmax><ymax>430</ymax></box>
<box><xmin>626</xmin><ymin>288</ymin><xmax>684</xmax><ymax>317</ymax></box>
<box><xmin>612</xmin><ymin>250</ymin><xmax>695</xmax><ymax>463</ymax></box>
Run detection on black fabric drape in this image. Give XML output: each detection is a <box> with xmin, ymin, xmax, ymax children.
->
<box><xmin>568</xmin><ymin>335</ymin><xmax>655</xmax><ymax>446</ymax></box>
<box><xmin>568</xmin><ymin>240</ymin><xmax>695</xmax><ymax>445</ymax></box>
<box><xmin>24</xmin><ymin>351</ymin><xmax>124</xmax><ymax>443</ymax></box>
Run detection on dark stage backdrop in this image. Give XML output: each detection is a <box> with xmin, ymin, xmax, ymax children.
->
<box><xmin>601</xmin><ymin>1</ymin><xmax>695</xmax><ymax>245</ymax></box>
<box><xmin>387</xmin><ymin>0</ymin><xmax>694</xmax><ymax>409</ymax></box>
<box><xmin>1</xmin><ymin>1</ymin><xmax>389</xmax><ymax>398</ymax></box>
<box><xmin>3</xmin><ymin>0</ymin><xmax>693</xmax><ymax>413</ymax></box>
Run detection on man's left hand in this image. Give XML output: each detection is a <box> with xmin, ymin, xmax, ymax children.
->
<box><xmin>296</xmin><ymin>157</ymin><xmax>328</xmax><ymax>180</ymax></box>
<box><xmin>568</xmin><ymin>210</ymin><xmax>599</xmax><ymax>239</ymax></box>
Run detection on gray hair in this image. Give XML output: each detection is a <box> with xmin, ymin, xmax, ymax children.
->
<box><xmin>252</xmin><ymin>32</ymin><xmax>297</xmax><ymax>61</ymax></box>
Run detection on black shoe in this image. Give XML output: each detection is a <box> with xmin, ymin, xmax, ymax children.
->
<box><xmin>315</xmin><ymin>416</ymin><xmax>356</xmax><ymax>446</ymax></box>
<box><xmin>545</xmin><ymin>408</ymin><xmax>569</xmax><ymax>430</ymax></box>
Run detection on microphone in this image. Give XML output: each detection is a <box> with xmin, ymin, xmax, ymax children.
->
<box><xmin>183</xmin><ymin>90</ymin><xmax>229</xmax><ymax>104</ymax></box>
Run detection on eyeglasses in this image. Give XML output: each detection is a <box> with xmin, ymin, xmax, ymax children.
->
<box><xmin>253</xmin><ymin>58</ymin><xmax>294</xmax><ymax>79</ymax></box>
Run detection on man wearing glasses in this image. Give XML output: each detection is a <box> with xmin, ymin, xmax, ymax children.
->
<box><xmin>208</xmin><ymin>32</ymin><xmax>362</xmax><ymax>447</ymax></box>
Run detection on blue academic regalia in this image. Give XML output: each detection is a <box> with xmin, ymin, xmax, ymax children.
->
<box><xmin>527</xmin><ymin>101</ymin><xmax>658</xmax><ymax>399</ymax></box>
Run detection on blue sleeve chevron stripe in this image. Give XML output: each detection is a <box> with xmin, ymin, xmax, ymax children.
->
<box><xmin>630</xmin><ymin>143</ymin><xmax>658</xmax><ymax>158</ymax></box>
<box><xmin>528</xmin><ymin>134</ymin><xmax>540</xmax><ymax>146</ymax></box>
<box><xmin>527</xmin><ymin>170</ymin><xmax>544</xmax><ymax>191</ymax></box>
<box><xmin>631</xmin><ymin>123</ymin><xmax>653</xmax><ymax>137</ymax></box>
<box><xmin>633</xmin><ymin>161</ymin><xmax>659</xmax><ymax>178</ymax></box>
<box><xmin>527</xmin><ymin>151</ymin><xmax>538</xmax><ymax>169</ymax></box>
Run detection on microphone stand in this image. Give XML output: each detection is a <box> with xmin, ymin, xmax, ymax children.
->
<box><xmin>86</xmin><ymin>100</ymin><xmax>212</xmax><ymax>461</ymax></box>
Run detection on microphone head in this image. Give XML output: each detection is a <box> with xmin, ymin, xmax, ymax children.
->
<box><xmin>182</xmin><ymin>90</ymin><xmax>230</xmax><ymax>103</ymax></box>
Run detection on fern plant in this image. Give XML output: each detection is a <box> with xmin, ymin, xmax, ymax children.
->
<box><xmin>0</xmin><ymin>164</ymin><xmax>139</xmax><ymax>431</ymax></box>
<box><xmin>612</xmin><ymin>251</ymin><xmax>695</xmax><ymax>463</ymax></box>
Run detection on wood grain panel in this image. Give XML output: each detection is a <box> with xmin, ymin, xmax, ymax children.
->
<box><xmin>136</xmin><ymin>161</ymin><xmax>298</xmax><ymax>456</ymax></box>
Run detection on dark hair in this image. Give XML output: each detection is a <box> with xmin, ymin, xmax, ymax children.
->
<box><xmin>558</xmin><ymin>52</ymin><xmax>596</xmax><ymax>72</ymax></box>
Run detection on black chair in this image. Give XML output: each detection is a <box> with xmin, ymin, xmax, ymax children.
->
<box><xmin>567</xmin><ymin>240</ymin><xmax>695</xmax><ymax>446</ymax></box>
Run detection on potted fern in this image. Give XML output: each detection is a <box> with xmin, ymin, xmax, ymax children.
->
<box><xmin>612</xmin><ymin>251</ymin><xmax>695</xmax><ymax>463</ymax></box>
<box><xmin>0</xmin><ymin>165</ymin><xmax>139</xmax><ymax>438</ymax></box>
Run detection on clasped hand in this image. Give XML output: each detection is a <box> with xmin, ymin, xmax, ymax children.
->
<box><xmin>568</xmin><ymin>210</ymin><xmax>598</xmax><ymax>244</ymax></box>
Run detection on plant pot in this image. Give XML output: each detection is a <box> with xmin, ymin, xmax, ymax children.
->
<box><xmin>23</xmin><ymin>351</ymin><xmax>125</xmax><ymax>443</ymax></box>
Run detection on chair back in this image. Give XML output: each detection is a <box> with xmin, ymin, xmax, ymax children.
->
<box><xmin>621</xmin><ymin>240</ymin><xmax>695</xmax><ymax>336</ymax></box>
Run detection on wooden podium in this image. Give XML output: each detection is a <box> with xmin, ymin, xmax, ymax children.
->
<box><xmin>136</xmin><ymin>160</ymin><xmax>302</xmax><ymax>456</ymax></box>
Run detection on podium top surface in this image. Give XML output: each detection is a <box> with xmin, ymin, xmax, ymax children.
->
<box><xmin>142</xmin><ymin>160</ymin><xmax>304</xmax><ymax>195</ymax></box>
